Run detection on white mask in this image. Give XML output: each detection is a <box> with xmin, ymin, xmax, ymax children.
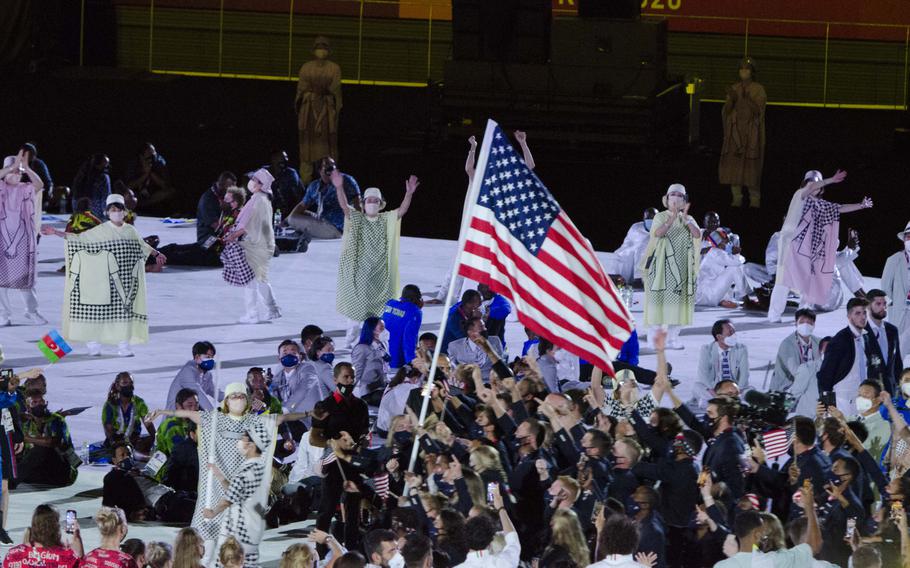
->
<box><xmin>855</xmin><ymin>396</ymin><xmax>873</xmax><ymax>413</ymax></box>
<box><xmin>378</xmin><ymin>329</ymin><xmax>391</xmax><ymax>343</ymax></box>
<box><xmin>364</xmin><ymin>203</ymin><xmax>381</xmax><ymax>216</ymax></box>
<box><xmin>904</xmin><ymin>240</ymin><xmax>910</xmax><ymax>252</ymax></box>
<box><xmin>108</xmin><ymin>210</ymin><xmax>125</xmax><ymax>223</ymax></box>
<box><xmin>227</xmin><ymin>399</ymin><xmax>247</xmax><ymax>415</ymax></box>
<box><xmin>667</xmin><ymin>196</ymin><xmax>684</xmax><ymax>209</ymax></box>
<box><xmin>724</xmin><ymin>333</ymin><xmax>738</xmax><ymax>347</ymax></box>
<box><xmin>796</xmin><ymin>323</ymin><xmax>815</xmax><ymax>337</ymax></box>
<box><xmin>902</xmin><ymin>383</ymin><xmax>910</xmax><ymax>397</ymax></box>
<box><xmin>247</xmin><ymin>179</ymin><xmax>259</xmax><ymax>192</ymax></box>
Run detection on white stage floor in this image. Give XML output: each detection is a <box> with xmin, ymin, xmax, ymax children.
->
<box><xmin>0</xmin><ymin>216</ymin><xmax>878</xmax><ymax>564</ymax></box>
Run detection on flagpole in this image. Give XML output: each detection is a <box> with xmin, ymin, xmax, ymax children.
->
<box><xmin>407</xmin><ymin>119</ymin><xmax>498</xmax><ymax>472</ymax></box>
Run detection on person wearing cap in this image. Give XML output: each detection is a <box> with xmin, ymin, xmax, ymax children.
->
<box><xmin>719</xmin><ymin>57</ymin><xmax>766</xmax><ymax>208</ymax></box>
<box><xmin>767</xmin><ymin>169</ymin><xmax>873</xmax><ymax>323</ymax></box>
<box><xmin>0</xmin><ymin>150</ymin><xmax>46</xmax><ymax>327</ymax></box>
<box><xmin>639</xmin><ymin>184</ymin><xmax>701</xmax><ymax>349</ymax></box>
<box><xmin>296</xmin><ymin>36</ymin><xmax>343</xmax><ymax>184</ymax></box>
<box><xmin>333</xmin><ymin>169</ymin><xmax>420</xmax><ymax>347</ymax></box>
<box><xmin>41</xmin><ymin>192</ymin><xmax>166</xmax><ymax>356</ymax></box>
<box><xmin>224</xmin><ymin>168</ymin><xmax>281</xmax><ymax>323</ymax></box>
<box><xmin>882</xmin><ymin>220</ymin><xmax>910</xmax><ymax>361</ymax></box>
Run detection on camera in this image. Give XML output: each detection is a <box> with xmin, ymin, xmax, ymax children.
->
<box><xmin>738</xmin><ymin>390</ymin><xmax>794</xmax><ymax>433</ymax></box>
<box><xmin>323</xmin><ymin>163</ymin><xmax>336</xmax><ymax>174</ymax></box>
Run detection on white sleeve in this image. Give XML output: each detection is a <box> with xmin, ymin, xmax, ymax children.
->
<box><xmin>495</xmin><ymin>531</ymin><xmax>521</xmax><ymax>568</ymax></box>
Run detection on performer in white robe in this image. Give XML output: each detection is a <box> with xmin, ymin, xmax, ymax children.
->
<box><xmin>881</xmin><ymin>220</ymin><xmax>910</xmax><ymax>360</ymax></box>
<box><xmin>743</xmin><ymin>230</ymin><xmax>779</xmax><ymax>286</ymax></box>
<box><xmin>0</xmin><ymin>152</ymin><xmax>45</xmax><ymax>326</ymax></box>
<box><xmin>604</xmin><ymin>208</ymin><xmax>658</xmax><ymax>283</ymax></box>
<box><xmin>42</xmin><ymin>193</ymin><xmax>166</xmax><ymax>356</ymax></box>
<box><xmin>226</xmin><ymin>168</ymin><xmax>281</xmax><ymax>323</ymax></box>
<box><xmin>696</xmin><ymin>241</ymin><xmax>751</xmax><ymax>307</ymax></box>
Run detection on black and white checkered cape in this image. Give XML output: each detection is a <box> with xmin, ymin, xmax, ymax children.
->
<box><xmin>220</xmin><ymin>240</ymin><xmax>255</xmax><ymax>287</ymax></box>
<box><xmin>65</xmin><ymin>237</ymin><xmax>147</xmax><ymax>323</ymax></box>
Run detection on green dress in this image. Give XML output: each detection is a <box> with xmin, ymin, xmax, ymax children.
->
<box><xmin>641</xmin><ymin>210</ymin><xmax>699</xmax><ymax>326</ymax></box>
<box><xmin>336</xmin><ymin>209</ymin><xmax>401</xmax><ymax>321</ymax></box>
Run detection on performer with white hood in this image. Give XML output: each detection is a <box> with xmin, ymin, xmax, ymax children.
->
<box><xmin>767</xmin><ymin>169</ymin><xmax>872</xmax><ymax>323</ymax></box>
<box><xmin>605</xmin><ymin>207</ymin><xmax>658</xmax><ymax>284</ymax></box>
<box><xmin>882</xmin><ymin>220</ymin><xmax>910</xmax><ymax>361</ymax></box>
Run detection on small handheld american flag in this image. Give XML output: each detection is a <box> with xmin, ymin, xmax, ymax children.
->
<box><xmin>760</xmin><ymin>427</ymin><xmax>793</xmax><ymax>460</ymax></box>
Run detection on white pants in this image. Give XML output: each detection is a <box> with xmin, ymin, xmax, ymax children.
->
<box><xmin>648</xmin><ymin>325</ymin><xmax>682</xmax><ymax>347</ymax></box>
<box><xmin>435</xmin><ymin>270</ymin><xmax>466</xmax><ymax>302</ymax></box>
<box><xmin>243</xmin><ymin>280</ymin><xmax>279</xmax><ymax>319</ymax></box>
<box><xmin>835</xmin><ymin>250</ymin><xmax>864</xmax><ymax>294</ymax></box>
<box><xmin>0</xmin><ymin>287</ymin><xmax>39</xmax><ymax>318</ymax></box>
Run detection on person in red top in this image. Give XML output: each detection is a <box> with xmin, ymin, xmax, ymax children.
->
<box><xmin>3</xmin><ymin>504</ymin><xmax>83</xmax><ymax>567</ymax></box>
<box><xmin>81</xmin><ymin>506</ymin><xmax>138</xmax><ymax>568</ymax></box>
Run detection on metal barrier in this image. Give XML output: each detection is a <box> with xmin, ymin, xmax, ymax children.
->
<box><xmin>79</xmin><ymin>0</ymin><xmax>909</xmax><ymax>110</ymax></box>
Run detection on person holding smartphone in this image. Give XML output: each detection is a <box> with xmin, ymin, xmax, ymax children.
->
<box><xmin>3</xmin><ymin>504</ymin><xmax>83</xmax><ymax>567</ymax></box>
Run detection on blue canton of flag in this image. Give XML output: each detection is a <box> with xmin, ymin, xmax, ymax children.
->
<box><xmin>478</xmin><ymin>127</ymin><xmax>561</xmax><ymax>254</ymax></box>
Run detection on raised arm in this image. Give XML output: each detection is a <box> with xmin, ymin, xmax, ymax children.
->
<box><xmin>514</xmin><ymin>130</ymin><xmax>535</xmax><ymax>171</ymax></box>
<box><xmin>803</xmin><ymin>169</ymin><xmax>847</xmax><ymax>198</ymax></box>
<box><xmin>590</xmin><ymin>367</ymin><xmax>605</xmax><ymax>409</ymax></box>
<box><xmin>465</xmin><ymin>136</ymin><xmax>477</xmax><ymax>181</ymax></box>
<box><xmin>838</xmin><ymin>196</ymin><xmax>873</xmax><ymax>214</ymax></box>
<box><xmin>397</xmin><ymin>175</ymin><xmax>419</xmax><ymax>219</ymax></box>
<box><xmin>148</xmin><ymin>408</ymin><xmax>202</xmax><ymax>425</ymax></box>
<box><xmin>332</xmin><ymin>169</ymin><xmax>350</xmax><ymax>217</ymax></box>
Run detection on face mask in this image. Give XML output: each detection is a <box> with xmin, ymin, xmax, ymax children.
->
<box><xmin>108</xmin><ymin>210</ymin><xmax>125</xmax><ymax>223</ymax></box>
<box><xmin>320</xmin><ymin>353</ymin><xmax>335</xmax><ymax>365</ymax></box>
<box><xmin>337</xmin><ymin>383</ymin><xmax>353</xmax><ymax>397</ymax></box>
<box><xmin>31</xmin><ymin>405</ymin><xmax>48</xmax><ymax>418</ymax></box>
<box><xmin>724</xmin><ymin>333</ymin><xmax>738</xmax><ymax>347</ymax></box>
<box><xmin>433</xmin><ymin>474</ymin><xmax>455</xmax><ymax>497</ymax></box>
<box><xmin>118</xmin><ymin>457</ymin><xmax>135</xmax><ymax>471</ymax></box>
<box><xmin>702</xmin><ymin>415</ymin><xmax>717</xmax><ymax>430</ymax></box>
<box><xmin>668</xmin><ymin>196</ymin><xmax>684</xmax><ymax>209</ymax></box>
<box><xmin>364</xmin><ymin>203</ymin><xmax>381</xmax><ymax>216</ymax></box>
<box><xmin>796</xmin><ymin>323</ymin><xmax>815</xmax><ymax>337</ymax></box>
<box><xmin>119</xmin><ymin>386</ymin><xmax>134</xmax><ymax>398</ymax></box>
<box><xmin>378</xmin><ymin>329</ymin><xmax>391</xmax><ymax>343</ymax></box>
<box><xmin>199</xmin><ymin>358</ymin><xmax>215</xmax><ymax>372</ymax></box>
<box><xmin>855</xmin><ymin>396</ymin><xmax>873</xmax><ymax>413</ymax></box>
<box><xmin>393</xmin><ymin>431</ymin><xmax>413</xmax><ymax>446</ymax></box>
<box><xmin>247</xmin><ymin>180</ymin><xmax>258</xmax><ymax>192</ymax></box>
<box><xmin>280</xmin><ymin>354</ymin><xmax>299</xmax><ymax>368</ymax></box>
<box><xmin>227</xmin><ymin>399</ymin><xmax>247</xmax><ymax>414</ymax></box>
<box><xmin>904</xmin><ymin>241</ymin><xmax>910</xmax><ymax>252</ymax></box>
<box><xmin>902</xmin><ymin>383</ymin><xmax>910</xmax><ymax>397</ymax></box>
<box><xmin>643</xmin><ymin>219</ymin><xmax>653</xmax><ymax>231</ymax></box>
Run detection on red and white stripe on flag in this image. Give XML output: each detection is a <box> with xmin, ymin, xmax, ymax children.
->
<box><xmin>373</xmin><ymin>472</ymin><xmax>390</xmax><ymax>499</ymax></box>
<box><xmin>456</xmin><ymin>121</ymin><xmax>633</xmax><ymax>375</ymax></box>
<box><xmin>762</xmin><ymin>428</ymin><xmax>792</xmax><ymax>459</ymax></box>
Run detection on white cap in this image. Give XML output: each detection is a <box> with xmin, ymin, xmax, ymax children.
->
<box><xmin>803</xmin><ymin>170</ymin><xmax>823</xmax><ymax>183</ymax></box>
<box><xmin>248</xmin><ymin>168</ymin><xmax>275</xmax><ymax>194</ymax></box>
<box><xmin>666</xmin><ymin>183</ymin><xmax>686</xmax><ymax>196</ymax></box>
<box><xmin>223</xmin><ymin>382</ymin><xmax>247</xmax><ymax>399</ymax></box>
<box><xmin>105</xmin><ymin>193</ymin><xmax>126</xmax><ymax>208</ymax></box>
<box><xmin>898</xmin><ymin>221</ymin><xmax>910</xmax><ymax>241</ymax></box>
<box><xmin>363</xmin><ymin>187</ymin><xmax>386</xmax><ymax>208</ymax></box>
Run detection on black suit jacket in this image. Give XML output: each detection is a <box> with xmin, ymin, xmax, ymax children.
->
<box><xmin>817</xmin><ymin>327</ymin><xmax>874</xmax><ymax>393</ymax></box>
<box><xmin>866</xmin><ymin>321</ymin><xmax>902</xmax><ymax>393</ymax></box>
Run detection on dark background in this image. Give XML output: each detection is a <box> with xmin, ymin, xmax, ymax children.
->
<box><xmin>3</xmin><ymin>67</ymin><xmax>909</xmax><ymax>275</ymax></box>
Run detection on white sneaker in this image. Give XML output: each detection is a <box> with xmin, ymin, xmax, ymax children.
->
<box><xmin>117</xmin><ymin>341</ymin><xmax>134</xmax><ymax>357</ymax></box>
<box><xmin>87</xmin><ymin>342</ymin><xmax>102</xmax><ymax>356</ymax></box>
<box><xmin>0</xmin><ymin>317</ymin><xmax>10</xmax><ymax>327</ymax></box>
<box><xmin>238</xmin><ymin>314</ymin><xmax>263</xmax><ymax>324</ymax></box>
<box><xmin>24</xmin><ymin>312</ymin><xmax>48</xmax><ymax>325</ymax></box>
<box><xmin>267</xmin><ymin>307</ymin><xmax>282</xmax><ymax>320</ymax></box>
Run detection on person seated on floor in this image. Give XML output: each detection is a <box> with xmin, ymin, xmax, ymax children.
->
<box><xmin>696</xmin><ymin>228</ymin><xmax>751</xmax><ymax>308</ymax></box>
<box><xmin>307</xmin><ymin>335</ymin><xmax>338</xmax><ymax>399</ymax></box>
<box><xmin>124</xmin><ymin>142</ymin><xmax>176</xmax><ymax>216</ymax></box>
<box><xmin>163</xmin><ymin>427</ymin><xmax>199</xmax><ymax>494</ymax></box>
<box><xmin>810</xmin><ymin>228</ymin><xmax>867</xmax><ymax>312</ymax></box>
<box><xmin>103</xmin><ymin>442</ymin><xmax>149</xmax><ymax>521</ymax></box>
<box><xmin>692</xmin><ymin>319</ymin><xmax>750</xmax><ymax>408</ymax></box>
<box><xmin>300</xmin><ymin>324</ymin><xmax>324</xmax><ymax>355</ymax></box>
<box><xmin>447</xmin><ymin>317</ymin><xmax>504</xmax><ymax>383</ymax></box>
<box><xmin>351</xmin><ymin>317</ymin><xmax>391</xmax><ymax>404</ymax></box>
<box><xmin>19</xmin><ymin>389</ymin><xmax>78</xmax><ymax>487</ymax></box>
<box><xmin>605</xmin><ymin>207</ymin><xmax>659</xmax><ymax>287</ymax></box>
<box><xmin>479</xmin><ymin>283</ymin><xmax>511</xmax><ymax>347</ymax></box>
<box><xmin>264</xmin><ymin>150</ymin><xmax>304</xmax><ymax>220</ymax></box>
<box><xmin>286</xmin><ymin>156</ymin><xmax>361</xmax><ymax>249</ymax></box>
<box><xmin>770</xmin><ymin>308</ymin><xmax>820</xmax><ymax>393</ymax></box>
<box><xmin>153</xmin><ymin>387</ymin><xmax>198</xmax><ymax>482</ymax></box>
<box><xmin>102</xmin><ymin>372</ymin><xmax>155</xmax><ymax>454</ymax></box>
<box><xmin>271</xmin><ymin>339</ymin><xmax>314</xmax><ymax>409</ymax></box>
<box><xmin>246</xmin><ymin>367</ymin><xmax>283</xmax><ymax>415</ymax></box>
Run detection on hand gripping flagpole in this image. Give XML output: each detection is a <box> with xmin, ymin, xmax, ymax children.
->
<box><xmin>408</xmin><ymin>119</ymin><xmax>498</xmax><ymax>472</ymax></box>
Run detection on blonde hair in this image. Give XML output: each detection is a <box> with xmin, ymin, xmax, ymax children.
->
<box><xmin>462</xmin><ymin>469</ymin><xmax>486</xmax><ymax>509</ymax></box>
<box><xmin>386</xmin><ymin>414</ymin><xmax>410</xmax><ymax>447</ymax></box>
<box><xmin>280</xmin><ymin>543</ymin><xmax>317</xmax><ymax>568</ymax></box>
<box><xmin>758</xmin><ymin>512</ymin><xmax>786</xmax><ymax>552</ymax></box>
<box><xmin>219</xmin><ymin>536</ymin><xmax>244</xmax><ymax>567</ymax></box>
<box><xmin>550</xmin><ymin>509</ymin><xmax>590</xmax><ymax>568</ymax></box>
<box><xmin>470</xmin><ymin>445</ymin><xmax>509</xmax><ymax>485</ymax></box>
<box><xmin>173</xmin><ymin>527</ymin><xmax>203</xmax><ymax>568</ymax></box>
<box><xmin>225</xmin><ymin>185</ymin><xmax>247</xmax><ymax>207</ymax></box>
<box><xmin>555</xmin><ymin>476</ymin><xmax>580</xmax><ymax>504</ymax></box>
<box><xmin>145</xmin><ymin>541</ymin><xmax>173</xmax><ymax>568</ymax></box>
<box><xmin>94</xmin><ymin>506</ymin><xmax>127</xmax><ymax>538</ymax></box>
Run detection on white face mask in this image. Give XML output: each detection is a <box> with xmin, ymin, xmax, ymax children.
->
<box><xmin>667</xmin><ymin>196</ymin><xmax>684</xmax><ymax>210</ymax></box>
<box><xmin>108</xmin><ymin>210</ymin><xmax>125</xmax><ymax>223</ymax></box>
<box><xmin>796</xmin><ymin>323</ymin><xmax>815</xmax><ymax>337</ymax></box>
<box><xmin>855</xmin><ymin>396</ymin><xmax>873</xmax><ymax>413</ymax></box>
<box><xmin>227</xmin><ymin>398</ymin><xmax>247</xmax><ymax>415</ymax></box>
<box><xmin>364</xmin><ymin>203</ymin><xmax>381</xmax><ymax>216</ymax></box>
<box><xmin>247</xmin><ymin>179</ymin><xmax>259</xmax><ymax>193</ymax></box>
<box><xmin>902</xmin><ymin>383</ymin><xmax>910</xmax><ymax>397</ymax></box>
<box><xmin>724</xmin><ymin>333</ymin><xmax>738</xmax><ymax>347</ymax></box>
<box><xmin>904</xmin><ymin>240</ymin><xmax>910</xmax><ymax>252</ymax></box>
<box><xmin>378</xmin><ymin>329</ymin><xmax>390</xmax><ymax>343</ymax></box>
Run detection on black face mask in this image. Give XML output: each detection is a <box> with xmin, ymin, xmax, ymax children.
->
<box><xmin>337</xmin><ymin>383</ymin><xmax>353</xmax><ymax>397</ymax></box>
<box><xmin>120</xmin><ymin>386</ymin><xmax>134</xmax><ymax>398</ymax></box>
<box><xmin>31</xmin><ymin>405</ymin><xmax>48</xmax><ymax>418</ymax></box>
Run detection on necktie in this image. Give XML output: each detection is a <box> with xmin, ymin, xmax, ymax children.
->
<box><xmin>721</xmin><ymin>349</ymin><xmax>732</xmax><ymax>380</ymax></box>
<box><xmin>875</xmin><ymin>327</ymin><xmax>888</xmax><ymax>363</ymax></box>
<box><xmin>857</xmin><ymin>334</ymin><xmax>868</xmax><ymax>381</ymax></box>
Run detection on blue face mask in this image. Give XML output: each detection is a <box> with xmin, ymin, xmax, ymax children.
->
<box><xmin>643</xmin><ymin>219</ymin><xmax>653</xmax><ymax>231</ymax></box>
<box><xmin>724</xmin><ymin>242</ymin><xmax>734</xmax><ymax>254</ymax></box>
<box><xmin>320</xmin><ymin>353</ymin><xmax>335</xmax><ymax>365</ymax></box>
<box><xmin>199</xmin><ymin>358</ymin><xmax>215</xmax><ymax>372</ymax></box>
<box><xmin>434</xmin><ymin>473</ymin><xmax>455</xmax><ymax>497</ymax></box>
<box><xmin>280</xmin><ymin>354</ymin><xmax>299</xmax><ymax>368</ymax></box>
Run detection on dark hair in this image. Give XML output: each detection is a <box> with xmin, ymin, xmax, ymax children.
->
<box><xmin>74</xmin><ymin>197</ymin><xmax>92</xmax><ymax>212</ymax></box>
<box><xmin>821</xmin><ymin>417</ymin><xmax>845</xmax><ymax>448</ymax></box>
<box><xmin>335</xmin><ymin>551</ymin><xmax>367</xmax><ymax>568</ymax></box>
<box><xmin>29</xmin><ymin>504</ymin><xmax>63</xmax><ymax>548</ymax></box>
<box><xmin>401</xmin><ymin>532</ymin><xmax>433</xmax><ymax>568</ymax></box>
<box><xmin>175</xmin><ymin>388</ymin><xmax>198</xmax><ymax>407</ymax></box>
<box><xmin>564</xmin><ymin>389</ymin><xmax>589</xmax><ymax>416</ymax></box>
<box><xmin>835</xmin><ymin>455</ymin><xmax>860</xmax><ymax>480</ymax></box>
<box><xmin>192</xmin><ymin>341</ymin><xmax>216</xmax><ymax>357</ymax></box>
<box><xmin>464</xmin><ymin>514</ymin><xmax>497</xmax><ymax>551</ymax></box>
<box><xmin>819</xmin><ymin>336</ymin><xmax>832</xmax><ymax>352</ymax></box>
<box><xmin>851</xmin><ymin>545</ymin><xmax>882</xmax><ymax>568</ymax></box>
<box><xmin>278</xmin><ymin>339</ymin><xmax>300</xmax><ymax>354</ymax></box>
<box><xmin>847</xmin><ymin>420</ymin><xmax>869</xmax><ymax>443</ymax></box>
<box><xmin>786</xmin><ymin>517</ymin><xmax>809</xmax><ymax>547</ymax></box>
<box><xmin>537</xmin><ymin>337</ymin><xmax>555</xmax><ymax>356</ymax></box>
<box><xmin>714</xmin><ymin>379</ymin><xmax>739</xmax><ymax>394</ymax></box>
<box><xmin>584</xmin><ymin>429</ymin><xmax>613</xmax><ymax>455</ymax></box>
<box><xmin>364</xmin><ymin>528</ymin><xmax>397</xmax><ymax>563</ymax></box>
<box><xmin>419</xmin><ymin>332</ymin><xmax>437</xmax><ymax>344</ymax></box>
<box><xmin>708</xmin><ymin>396</ymin><xmax>740</xmax><ymax>420</ymax></box>
<box><xmin>359</xmin><ymin>317</ymin><xmax>383</xmax><ymax>346</ymax></box>
<box><xmin>308</xmin><ymin>336</ymin><xmax>334</xmax><ymax>361</ymax></box>
<box><xmin>522</xmin><ymin>417</ymin><xmax>546</xmax><ymax>448</ymax></box>
<box><xmin>437</xmin><ymin>508</ymin><xmax>467</xmax><ymax>551</ymax></box>
<box><xmin>652</xmin><ymin>407</ymin><xmax>683</xmax><ymax>439</ymax></box>
<box><xmin>300</xmin><ymin>324</ymin><xmax>324</xmax><ymax>345</ymax></box>
<box><xmin>680</xmin><ymin>429</ymin><xmax>704</xmax><ymax>455</ymax></box>
<box><xmin>635</xmin><ymin>485</ymin><xmax>660</xmax><ymax>510</ymax></box>
<box><xmin>711</xmin><ymin>319</ymin><xmax>732</xmax><ymax>340</ymax></box>
<box><xmin>461</xmin><ymin>289</ymin><xmax>482</xmax><ymax>305</ymax></box>
<box><xmin>859</xmin><ymin>380</ymin><xmax>883</xmax><ymax>398</ymax></box>
<box><xmin>21</xmin><ymin>142</ymin><xmax>38</xmax><ymax>156</ymax></box>
<box><xmin>401</xmin><ymin>284</ymin><xmax>422</xmax><ymax>304</ymax></box>
<box><xmin>598</xmin><ymin>515</ymin><xmax>639</xmax><ymax>556</ymax></box>
<box><xmin>121</xmin><ymin>538</ymin><xmax>146</xmax><ymax>560</ymax></box>
<box><xmin>793</xmin><ymin>416</ymin><xmax>816</xmax><ymax>447</ymax></box>
<box><xmin>333</xmin><ymin>362</ymin><xmax>354</xmax><ymax>378</ymax></box>
<box><xmin>846</xmin><ymin>297</ymin><xmax>869</xmax><ymax>312</ymax></box>
<box><xmin>866</xmin><ymin>289</ymin><xmax>887</xmax><ymax>303</ymax></box>
<box><xmin>218</xmin><ymin>171</ymin><xmax>237</xmax><ymax>182</ymax></box>
<box><xmin>391</xmin><ymin>507</ymin><xmax>421</xmax><ymax>533</ymax></box>
<box><xmin>734</xmin><ymin>510</ymin><xmax>764</xmax><ymax>540</ymax></box>
<box><xmin>460</xmin><ymin>316</ymin><xmax>482</xmax><ymax>334</ymax></box>
<box><xmin>794</xmin><ymin>308</ymin><xmax>817</xmax><ymax>323</ymax></box>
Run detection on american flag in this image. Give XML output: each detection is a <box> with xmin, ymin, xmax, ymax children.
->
<box><xmin>761</xmin><ymin>427</ymin><xmax>793</xmax><ymax>459</ymax></box>
<box><xmin>456</xmin><ymin>120</ymin><xmax>633</xmax><ymax>373</ymax></box>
